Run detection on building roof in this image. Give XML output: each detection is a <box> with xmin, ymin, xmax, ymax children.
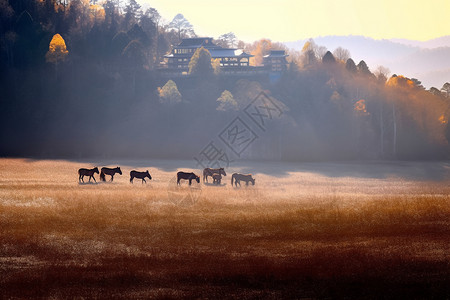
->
<box><xmin>176</xmin><ymin>37</ymin><xmax>220</xmax><ymax>49</ymax></box>
<box><xmin>263</xmin><ymin>50</ymin><xmax>289</xmax><ymax>58</ymax></box>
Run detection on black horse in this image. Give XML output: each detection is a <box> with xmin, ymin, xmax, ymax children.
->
<box><xmin>130</xmin><ymin>170</ymin><xmax>152</xmax><ymax>184</ymax></box>
<box><xmin>78</xmin><ymin>167</ymin><xmax>99</xmax><ymax>183</ymax></box>
<box><xmin>203</xmin><ymin>167</ymin><xmax>226</xmax><ymax>182</ymax></box>
<box><xmin>177</xmin><ymin>171</ymin><xmax>200</xmax><ymax>185</ymax></box>
<box><xmin>100</xmin><ymin>167</ymin><xmax>122</xmax><ymax>182</ymax></box>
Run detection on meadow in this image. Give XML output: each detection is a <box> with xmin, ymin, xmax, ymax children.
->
<box><xmin>1</xmin><ymin>158</ymin><xmax>449</xmax><ymax>298</ymax></box>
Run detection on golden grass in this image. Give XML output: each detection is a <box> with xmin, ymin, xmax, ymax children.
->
<box><xmin>1</xmin><ymin>158</ymin><xmax>449</xmax><ymax>298</ymax></box>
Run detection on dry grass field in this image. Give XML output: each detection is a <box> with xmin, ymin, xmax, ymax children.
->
<box><xmin>1</xmin><ymin>158</ymin><xmax>450</xmax><ymax>299</ymax></box>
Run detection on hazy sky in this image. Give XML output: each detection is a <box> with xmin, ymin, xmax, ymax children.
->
<box><xmin>137</xmin><ymin>0</ymin><xmax>450</xmax><ymax>42</ymax></box>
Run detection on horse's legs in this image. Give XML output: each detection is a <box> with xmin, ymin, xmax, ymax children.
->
<box><xmin>189</xmin><ymin>179</ymin><xmax>192</xmax><ymax>185</ymax></box>
<box><xmin>92</xmin><ymin>175</ymin><xmax>96</xmax><ymax>183</ymax></box>
<box><xmin>130</xmin><ymin>176</ymin><xmax>133</xmax><ymax>183</ymax></box>
<box><xmin>142</xmin><ymin>178</ymin><xmax>146</xmax><ymax>184</ymax></box>
<box><xmin>246</xmin><ymin>181</ymin><xmax>249</xmax><ymax>186</ymax></box>
<box><xmin>177</xmin><ymin>177</ymin><xmax>180</xmax><ymax>185</ymax></box>
<box><xmin>110</xmin><ymin>175</ymin><xmax>114</xmax><ymax>182</ymax></box>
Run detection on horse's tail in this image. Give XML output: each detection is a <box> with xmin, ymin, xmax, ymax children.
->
<box><xmin>100</xmin><ymin>171</ymin><xmax>106</xmax><ymax>181</ymax></box>
<box><xmin>231</xmin><ymin>174</ymin><xmax>235</xmax><ymax>186</ymax></box>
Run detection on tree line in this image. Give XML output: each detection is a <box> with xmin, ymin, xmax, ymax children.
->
<box><xmin>0</xmin><ymin>0</ymin><xmax>449</xmax><ymax>161</ymax></box>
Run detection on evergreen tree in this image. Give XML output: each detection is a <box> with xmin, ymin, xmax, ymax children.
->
<box><xmin>345</xmin><ymin>58</ymin><xmax>357</xmax><ymax>73</ymax></box>
<box><xmin>188</xmin><ymin>46</ymin><xmax>213</xmax><ymax>76</ymax></box>
<box><xmin>322</xmin><ymin>51</ymin><xmax>336</xmax><ymax>64</ymax></box>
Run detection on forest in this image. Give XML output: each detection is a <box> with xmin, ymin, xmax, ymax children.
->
<box><xmin>1</xmin><ymin>0</ymin><xmax>449</xmax><ymax>161</ymax></box>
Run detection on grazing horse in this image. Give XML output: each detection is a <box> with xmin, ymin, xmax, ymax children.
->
<box><xmin>78</xmin><ymin>167</ymin><xmax>99</xmax><ymax>183</ymax></box>
<box><xmin>130</xmin><ymin>170</ymin><xmax>152</xmax><ymax>184</ymax></box>
<box><xmin>100</xmin><ymin>167</ymin><xmax>122</xmax><ymax>182</ymax></box>
<box><xmin>212</xmin><ymin>174</ymin><xmax>222</xmax><ymax>185</ymax></box>
<box><xmin>203</xmin><ymin>168</ymin><xmax>227</xmax><ymax>182</ymax></box>
<box><xmin>231</xmin><ymin>173</ymin><xmax>255</xmax><ymax>187</ymax></box>
<box><xmin>177</xmin><ymin>171</ymin><xmax>200</xmax><ymax>185</ymax></box>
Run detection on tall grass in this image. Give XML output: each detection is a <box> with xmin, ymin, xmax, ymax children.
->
<box><xmin>1</xmin><ymin>158</ymin><xmax>449</xmax><ymax>298</ymax></box>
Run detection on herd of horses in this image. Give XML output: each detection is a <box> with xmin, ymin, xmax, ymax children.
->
<box><xmin>78</xmin><ymin>167</ymin><xmax>255</xmax><ymax>187</ymax></box>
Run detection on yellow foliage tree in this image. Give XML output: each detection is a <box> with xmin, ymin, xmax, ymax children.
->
<box><xmin>250</xmin><ymin>39</ymin><xmax>271</xmax><ymax>66</ymax></box>
<box><xmin>354</xmin><ymin>99</ymin><xmax>369</xmax><ymax>116</ymax></box>
<box><xmin>386</xmin><ymin>75</ymin><xmax>414</xmax><ymax>89</ymax></box>
<box><xmin>45</xmin><ymin>33</ymin><xmax>68</xmax><ymax>64</ymax></box>
<box><xmin>45</xmin><ymin>34</ymin><xmax>69</xmax><ymax>80</ymax></box>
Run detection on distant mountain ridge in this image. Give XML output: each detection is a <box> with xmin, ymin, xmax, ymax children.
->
<box><xmin>391</xmin><ymin>35</ymin><xmax>450</xmax><ymax>49</ymax></box>
<box><xmin>284</xmin><ymin>35</ymin><xmax>450</xmax><ymax>89</ymax></box>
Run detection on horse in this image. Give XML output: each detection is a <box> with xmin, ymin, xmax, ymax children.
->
<box><xmin>177</xmin><ymin>171</ymin><xmax>200</xmax><ymax>185</ymax></box>
<box><xmin>203</xmin><ymin>168</ymin><xmax>227</xmax><ymax>182</ymax></box>
<box><xmin>78</xmin><ymin>167</ymin><xmax>99</xmax><ymax>183</ymax></box>
<box><xmin>100</xmin><ymin>166</ymin><xmax>122</xmax><ymax>182</ymax></box>
<box><xmin>130</xmin><ymin>170</ymin><xmax>152</xmax><ymax>184</ymax></box>
<box><xmin>212</xmin><ymin>174</ymin><xmax>222</xmax><ymax>185</ymax></box>
<box><xmin>231</xmin><ymin>173</ymin><xmax>255</xmax><ymax>187</ymax></box>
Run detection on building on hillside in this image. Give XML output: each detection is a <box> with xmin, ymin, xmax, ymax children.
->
<box><xmin>263</xmin><ymin>50</ymin><xmax>289</xmax><ymax>72</ymax></box>
<box><xmin>160</xmin><ymin>37</ymin><xmax>265</xmax><ymax>76</ymax></box>
<box><xmin>159</xmin><ymin>37</ymin><xmax>288</xmax><ymax>79</ymax></box>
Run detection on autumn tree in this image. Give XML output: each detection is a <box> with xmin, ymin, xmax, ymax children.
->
<box><xmin>45</xmin><ymin>33</ymin><xmax>68</xmax><ymax>80</ymax></box>
<box><xmin>216</xmin><ymin>90</ymin><xmax>238</xmax><ymax>111</ymax></box>
<box><xmin>300</xmin><ymin>39</ymin><xmax>321</xmax><ymax>68</ymax></box>
<box><xmin>333</xmin><ymin>47</ymin><xmax>350</xmax><ymax>62</ymax></box>
<box><xmin>169</xmin><ymin>13</ymin><xmax>194</xmax><ymax>41</ymax></box>
<box><xmin>250</xmin><ymin>39</ymin><xmax>271</xmax><ymax>66</ymax></box>
<box><xmin>188</xmin><ymin>46</ymin><xmax>213</xmax><ymax>76</ymax></box>
<box><xmin>158</xmin><ymin>80</ymin><xmax>182</xmax><ymax>104</ymax></box>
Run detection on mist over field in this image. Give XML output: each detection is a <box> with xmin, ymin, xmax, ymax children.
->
<box><xmin>1</xmin><ymin>158</ymin><xmax>450</xmax><ymax>298</ymax></box>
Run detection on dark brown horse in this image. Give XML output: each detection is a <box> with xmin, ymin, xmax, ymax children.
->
<box><xmin>212</xmin><ymin>173</ymin><xmax>222</xmax><ymax>185</ymax></box>
<box><xmin>203</xmin><ymin>168</ymin><xmax>226</xmax><ymax>182</ymax></box>
<box><xmin>78</xmin><ymin>167</ymin><xmax>99</xmax><ymax>183</ymax></box>
<box><xmin>100</xmin><ymin>167</ymin><xmax>122</xmax><ymax>182</ymax></box>
<box><xmin>177</xmin><ymin>171</ymin><xmax>200</xmax><ymax>185</ymax></box>
<box><xmin>130</xmin><ymin>170</ymin><xmax>152</xmax><ymax>184</ymax></box>
<box><xmin>231</xmin><ymin>173</ymin><xmax>255</xmax><ymax>187</ymax></box>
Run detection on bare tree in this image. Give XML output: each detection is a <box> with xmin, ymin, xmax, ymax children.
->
<box><xmin>169</xmin><ymin>13</ymin><xmax>195</xmax><ymax>41</ymax></box>
<box><xmin>374</xmin><ymin>66</ymin><xmax>390</xmax><ymax>82</ymax></box>
<box><xmin>333</xmin><ymin>47</ymin><xmax>350</xmax><ymax>62</ymax></box>
<box><xmin>218</xmin><ymin>32</ymin><xmax>237</xmax><ymax>48</ymax></box>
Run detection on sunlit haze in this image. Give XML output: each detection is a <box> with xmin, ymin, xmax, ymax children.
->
<box><xmin>138</xmin><ymin>0</ymin><xmax>450</xmax><ymax>42</ymax></box>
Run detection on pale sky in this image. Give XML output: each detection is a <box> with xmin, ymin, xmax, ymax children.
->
<box><xmin>137</xmin><ymin>0</ymin><xmax>450</xmax><ymax>42</ymax></box>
